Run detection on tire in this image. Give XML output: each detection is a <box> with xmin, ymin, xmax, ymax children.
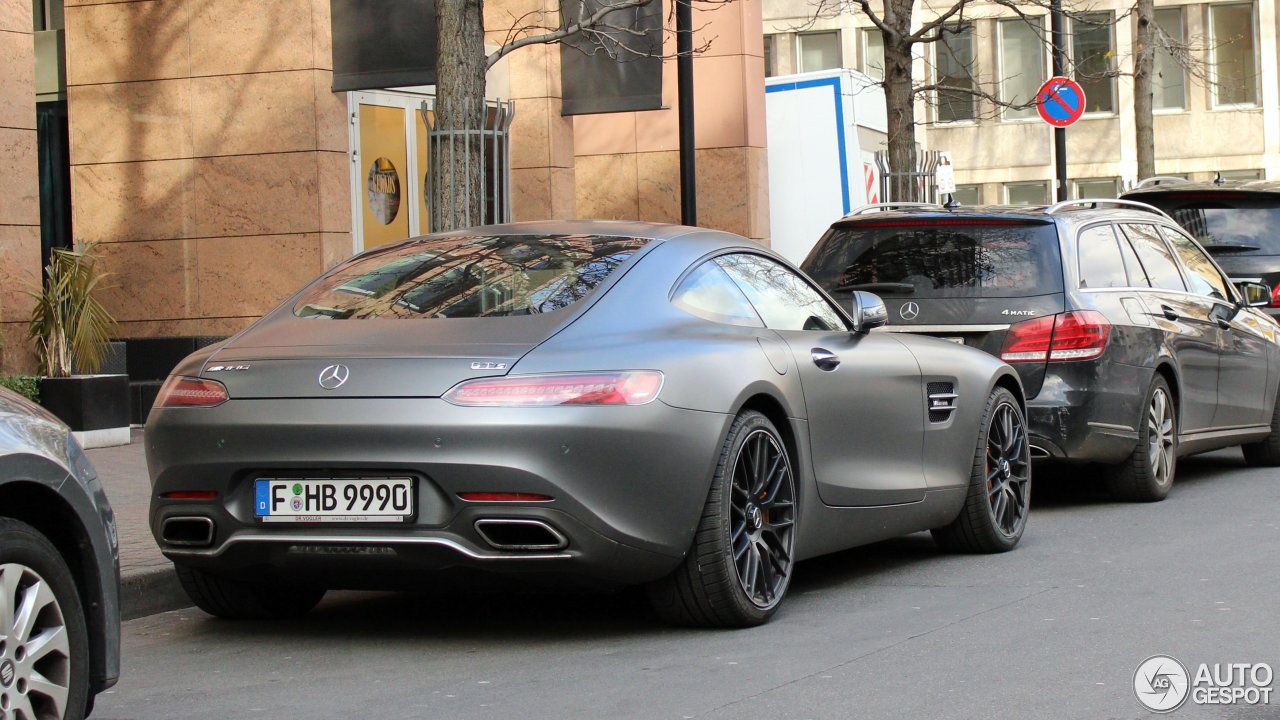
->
<box><xmin>1107</xmin><ymin>375</ymin><xmax>1177</xmax><ymax>502</ymax></box>
<box><xmin>932</xmin><ymin>386</ymin><xmax>1031</xmax><ymax>553</ymax></box>
<box><xmin>1241</xmin><ymin>390</ymin><xmax>1280</xmax><ymax>466</ymax></box>
<box><xmin>175</xmin><ymin>565</ymin><xmax>325</xmax><ymax>620</ymax></box>
<box><xmin>646</xmin><ymin>411</ymin><xmax>798</xmax><ymax>628</ymax></box>
<box><xmin>0</xmin><ymin>517</ymin><xmax>91</xmax><ymax>720</ymax></box>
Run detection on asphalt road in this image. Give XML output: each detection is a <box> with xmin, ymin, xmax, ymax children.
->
<box><xmin>93</xmin><ymin>450</ymin><xmax>1280</xmax><ymax>720</ymax></box>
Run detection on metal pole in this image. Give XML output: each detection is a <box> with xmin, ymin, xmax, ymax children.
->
<box><xmin>1051</xmin><ymin>0</ymin><xmax>1068</xmax><ymax>201</ymax></box>
<box><xmin>676</xmin><ymin>0</ymin><xmax>696</xmax><ymax>225</ymax></box>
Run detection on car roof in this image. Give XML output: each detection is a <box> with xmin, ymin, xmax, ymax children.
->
<box><xmin>1123</xmin><ymin>178</ymin><xmax>1280</xmax><ymax>198</ymax></box>
<box><xmin>829</xmin><ymin>202</ymin><xmax>1171</xmax><ymax>229</ymax></box>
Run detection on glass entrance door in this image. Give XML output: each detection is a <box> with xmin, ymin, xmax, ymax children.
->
<box><xmin>349</xmin><ymin>91</ymin><xmax>431</xmax><ymax>251</ymax></box>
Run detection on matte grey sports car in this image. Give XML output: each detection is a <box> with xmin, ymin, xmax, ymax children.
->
<box><xmin>147</xmin><ymin>221</ymin><xmax>1029</xmax><ymax>627</ymax></box>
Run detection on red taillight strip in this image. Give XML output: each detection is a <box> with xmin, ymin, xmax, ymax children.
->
<box><xmin>161</xmin><ymin>491</ymin><xmax>220</xmax><ymax>500</ymax></box>
<box><xmin>458</xmin><ymin>492</ymin><xmax>553</xmax><ymax>502</ymax></box>
<box><xmin>443</xmin><ymin>371</ymin><xmax>664</xmax><ymax>407</ymax></box>
<box><xmin>847</xmin><ymin>218</ymin><xmax>1047</xmax><ymax>228</ymax></box>
<box><xmin>155</xmin><ymin>376</ymin><xmax>230</xmax><ymax>408</ymax></box>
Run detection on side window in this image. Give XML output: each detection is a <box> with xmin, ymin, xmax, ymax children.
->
<box><xmin>715</xmin><ymin>254</ymin><xmax>848</xmax><ymax>332</ymax></box>
<box><xmin>1159</xmin><ymin>226</ymin><xmax>1231</xmax><ymax>302</ymax></box>
<box><xmin>1077</xmin><ymin>224</ymin><xmax>1130</xmax><ymax>288</ymax></box>
<box><xmin>1116</xmin><ymin>228</ymin><xmax>1151</xmax><ymax>287</ymax></box>
<box><xmin>671</xmin><ymin>260</ymin><xmax>764</xmax><ymax>327</ymax></box>
<box><xmin>1120</xmin><ymin>224</ymin><xmax>1186</xmax><ymax>292</ymax></box>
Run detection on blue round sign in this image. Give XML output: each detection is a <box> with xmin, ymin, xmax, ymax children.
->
<box><xmin>1036</xmin><ymin>76</ymin><xmax>1086</xmax><ymax>128</ymax></box>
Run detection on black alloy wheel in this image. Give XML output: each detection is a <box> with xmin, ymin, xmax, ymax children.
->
<box><xmin>985</xmin><ymin>399</ymin><xmax>1031</xmax><ymax>537</ymax></box>
<box><xmin>933</xmin><ymin>386</ymin><xmax>1031</xmax><ymax>553</ymax></box>
<box><xmin>647</xmin><ymin>411</ymin><xmax>798</xmax><ymax>627</ymax></box>
<box><xmin>729</xmin><ymin>427</ymin><xmax>797</xmax><ymax>609</ymax></box>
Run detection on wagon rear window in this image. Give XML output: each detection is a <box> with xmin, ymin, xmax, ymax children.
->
<box><xmin>294</xmin><ymin>234</ymin><xmax>648</xmax><ymax>319</ymax></box>
<box><xmin>803</xmin><ymin>222</ymin><xmax>1064</xmax><ymax>299</ymax></box>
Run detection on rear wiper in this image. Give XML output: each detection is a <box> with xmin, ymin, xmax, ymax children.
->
<box><xmin>1204</xmin><ymin>243</ymin><xmax>1261</xmax><ymax>254</ymax></box>
<box><xmin>836</xmin><ymin>281</ymin><xmax>916</xmax><ymax>294</ymax></box>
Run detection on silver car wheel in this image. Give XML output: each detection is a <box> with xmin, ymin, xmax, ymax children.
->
<box><xmin>0</xmin><ymin>563</ymin><xmax>72</xmax><ymax>720</ymax></box>
<box><xmin>1148</xmin><ymin>387</ymin><xmax>1175</xmax><ymax>487</ymax></box>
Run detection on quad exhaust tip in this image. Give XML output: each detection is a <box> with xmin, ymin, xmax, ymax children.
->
<box><xmin>474</xmin><ymin>519</ymin><xmax>568</xmax><ymax>551</ymax></box>
<box><xmin>161</xmin><ymin>516</ymin><xmax>215</xmax><ymax>548</ymax></box>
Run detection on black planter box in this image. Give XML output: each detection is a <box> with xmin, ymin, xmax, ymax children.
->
<box><xmin>39</xmin><ymin>374</ymin><xmax>131</xmax><ymax>432</ymax></box>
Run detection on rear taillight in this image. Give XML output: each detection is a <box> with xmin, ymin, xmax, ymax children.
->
<box><xmin>443</xmin><ymin>371</ymin><xmax>664</xmax><ymax>407</ymax></box>
<box><xmin>1269</xmin><ymin>284</ymin><xmax>1280</xmax><ymax>308</ymax></box>
<box><xmin>155</xmin><ymin>376</ymin><xmax>230</xmax><ymax>408</ymax></box>
<box><xmin>999</xmin><ymin>311</ymin><xmax>1111</xmax><ymax>363</ymax></box>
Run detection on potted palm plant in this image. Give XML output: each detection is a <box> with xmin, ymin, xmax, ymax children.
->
<box><xmin>28</xmin><ymin>245</ymin><xmax>131</xmax><ymax>448</ymax></box>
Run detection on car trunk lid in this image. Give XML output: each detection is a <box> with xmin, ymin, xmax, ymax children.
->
<box><xmin>201</xmin><ymin>318</ymin><xmax>548</xmax><ymax>398</ymax></box>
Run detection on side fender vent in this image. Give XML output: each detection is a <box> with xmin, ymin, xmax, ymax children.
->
<box><xmin>927</xmin><ymin>382</ymin><xmax>957</xmax><ymax>423</ymax></box>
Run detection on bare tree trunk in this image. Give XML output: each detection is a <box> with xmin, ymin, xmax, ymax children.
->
<box><xmin>882</xmin><ymin>0</ymin><xmax>918</xmax><ymax>202</ymax></box>
<box><xmin>1133</xmin><ymin>0</ymin><xmax>1156</xmax><ymax>180</ymax></box>
<box><xmin>434</xmin><ymin>0</ymin><xmax>488</xmax><ymax>231</ymax></box>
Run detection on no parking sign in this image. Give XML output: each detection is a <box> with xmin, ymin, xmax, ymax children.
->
<box><xmin>1036</xmin><ymin>76</ymin><xmax>1086</xmax><ymax>128</ymax></box>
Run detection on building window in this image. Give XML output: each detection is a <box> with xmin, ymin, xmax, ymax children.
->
<box><xmin>861</xmin><ymin>29</ymin><xmax>884</xmax><ymax>80</ymax></box>
<box><xmin>1209</xmin><ymin>3</ymin><xmax>1258</xmax><ymax>106</ymax></box>
<box><xmin>1219</xmin><ymin>169</ymin><xmax>1263</xmax><ymax>180</ymax></box>
<box><xmin>764</xmin><ymin>35</ymin><xmax>779</xmax><ymax>77</ymax></box>
<box><xmin>1075</xmin><ymin>178</ymin><xmax>1119</xmax><ymax>198</ymax></box>
<box><xmin>952</xmin><ymin>184</ymin><xmax>982</xmax><ymax>205</ymax></box>
<box><xmin>935</xmin><ymin>24</ymin><xmax>976</xmax><ymax>122</ymax></box>
<box><xmin>1005</xmin><ymin>181</ymin><xmax>1050</xmax><ymax>205</ymax></box>
<box><xmin>1154</xmin><ymin>8</ymin><xmax>1187</xmax><ymax>110</ymax></box>
<box><xmin>1000</xmin><ymin>18</ymin><xmax>1046</xmax><ymax>120</ymax></box>
<box><xmin>798</xmin><ymin>31</ymin><xmax>841</xmax><ymax>73</ymax></box>
<box><xmin>1071</xmin><ymin>12</ymin><xmax>1115</xmax><ymax>113</ymax></box>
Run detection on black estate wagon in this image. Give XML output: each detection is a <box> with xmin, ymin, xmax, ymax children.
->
<box><xmin>803</xmin><ymin>200</ymin><xmax>1280</xmax><ymax>501</ymax></box>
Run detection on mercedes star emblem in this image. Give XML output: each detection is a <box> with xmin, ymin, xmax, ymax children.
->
<box><xmin>899</xmin><ymin>302</ymin><xmax>920</xmax><ymax>321</ymax></box>
<box><xmin>318</xmin><ymin>364</ymin><xmax>350</xmax><ymax>390</ymax></box>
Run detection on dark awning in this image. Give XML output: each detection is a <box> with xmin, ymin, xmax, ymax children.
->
<box><xmin>331</xmin><ymin>0</ymin><xmax>438</xmax><ymax>92</ymax></box>
<box><xmin>559</xmin><ymin>0</ymin><xmax>663</xmax><ymax>115</ymax></box>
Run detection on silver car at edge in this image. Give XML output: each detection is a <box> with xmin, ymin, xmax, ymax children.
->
<box><xmin>1</xmin><ymin>388</ymin><xmax>120</xmax><ymax>719</ymax></box>
<box><xmin>147</xmin><ymin>221</ymin><xmax>1029</xmax><ymax>627</ymax></box>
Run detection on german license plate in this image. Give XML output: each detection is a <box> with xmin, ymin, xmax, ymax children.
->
<box><xmin>254</xmin><ymin>477</ymin><xmax>414</xmax><ymax>523</ymax></box>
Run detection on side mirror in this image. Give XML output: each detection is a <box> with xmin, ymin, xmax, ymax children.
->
<box><xmin>849</xmin><ymin>291</ymin><xmax>888</xmax><ymax>334</ymax></box>
<box><xmin>1233</xmin><ymin>280</ymin><xmax>1272</xmax><ymax>308</ymax></box>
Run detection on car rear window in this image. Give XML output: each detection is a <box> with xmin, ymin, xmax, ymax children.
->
<box><xmin>803</xmin><ymin>222</ymin><xmax>1064</xmax><ymax>299</ymax></box>
<box><xmin>1166</xmin><ymin>206</ymin><xmax>1280</xmax><ymax>255</ymax></box>
<box><xmin>293</xmin><ymin>234</ymin><xmax>649</xmax><ymax>319</ymax></box>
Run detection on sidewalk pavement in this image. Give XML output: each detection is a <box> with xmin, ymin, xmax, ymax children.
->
<box><xmin>85</xmin><ymin>429</ymin><xmax>191</xmax><ymax>620</ymax></box>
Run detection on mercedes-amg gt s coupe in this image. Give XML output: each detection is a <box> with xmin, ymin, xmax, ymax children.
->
<box><xmin>147</xmin><ymin>221</ymin><xmax>1030</xmax><ymax>627</ymax></box>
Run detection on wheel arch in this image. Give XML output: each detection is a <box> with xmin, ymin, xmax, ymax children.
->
<box><xmin>0</xmin><ymin>479</ymin><xmax>111</xmax><ymax>692</ymax></box>
<box><xmin>1153</xmin><ymin>361</ymin><xmax>1180</xmax><ymax>423</ymax></box>
<box><xmin>737</xmin><ymin>392</ymin><xmax>800</xmax><ymax>475</ymax></box>
<box><xmin>992</xmin><ymin>370</ymin><xmax>1026</xmax><ymax>413</ymax></box>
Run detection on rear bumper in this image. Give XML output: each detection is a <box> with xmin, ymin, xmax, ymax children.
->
<box><xmin>1025</xmin><ymin>360</ymin><xmax>1149</xmax><ymax>464</ymax></box>
<box><xmin>147</xmin><ymin>398</ymin><xmax>731</xmax><ymax>587</ymax></box>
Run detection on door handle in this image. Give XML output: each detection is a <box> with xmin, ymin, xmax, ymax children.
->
<box><xmin>811</xmin><ymin>348</ymin><xmax>841</xmax><ymax>371</ymax></box>
<box><xmin>1161</xmin><ymin>305</ymin><xmax>1179</xmax><ymax>321</ymax></box>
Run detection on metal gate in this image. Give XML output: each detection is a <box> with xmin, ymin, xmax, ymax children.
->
<box><xmin>874</xmin><ymin>150</ymin><xmax>944</xmax><ymax>203</ymax></box>
<box><xmin>419</xmin><ymin>97</ymin><xmax>516</xmax><ymax>232</ymax></box>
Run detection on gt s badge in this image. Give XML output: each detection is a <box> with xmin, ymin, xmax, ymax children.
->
<box><xmin>470</xmin><ymin>361</ymin><xmax>508</xmax><ymax>370</ymax></box>
<box><xmin>1001</xmin><ymin>310</ymin><xmax>1037</xmax><ymax>317</ymax></box>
